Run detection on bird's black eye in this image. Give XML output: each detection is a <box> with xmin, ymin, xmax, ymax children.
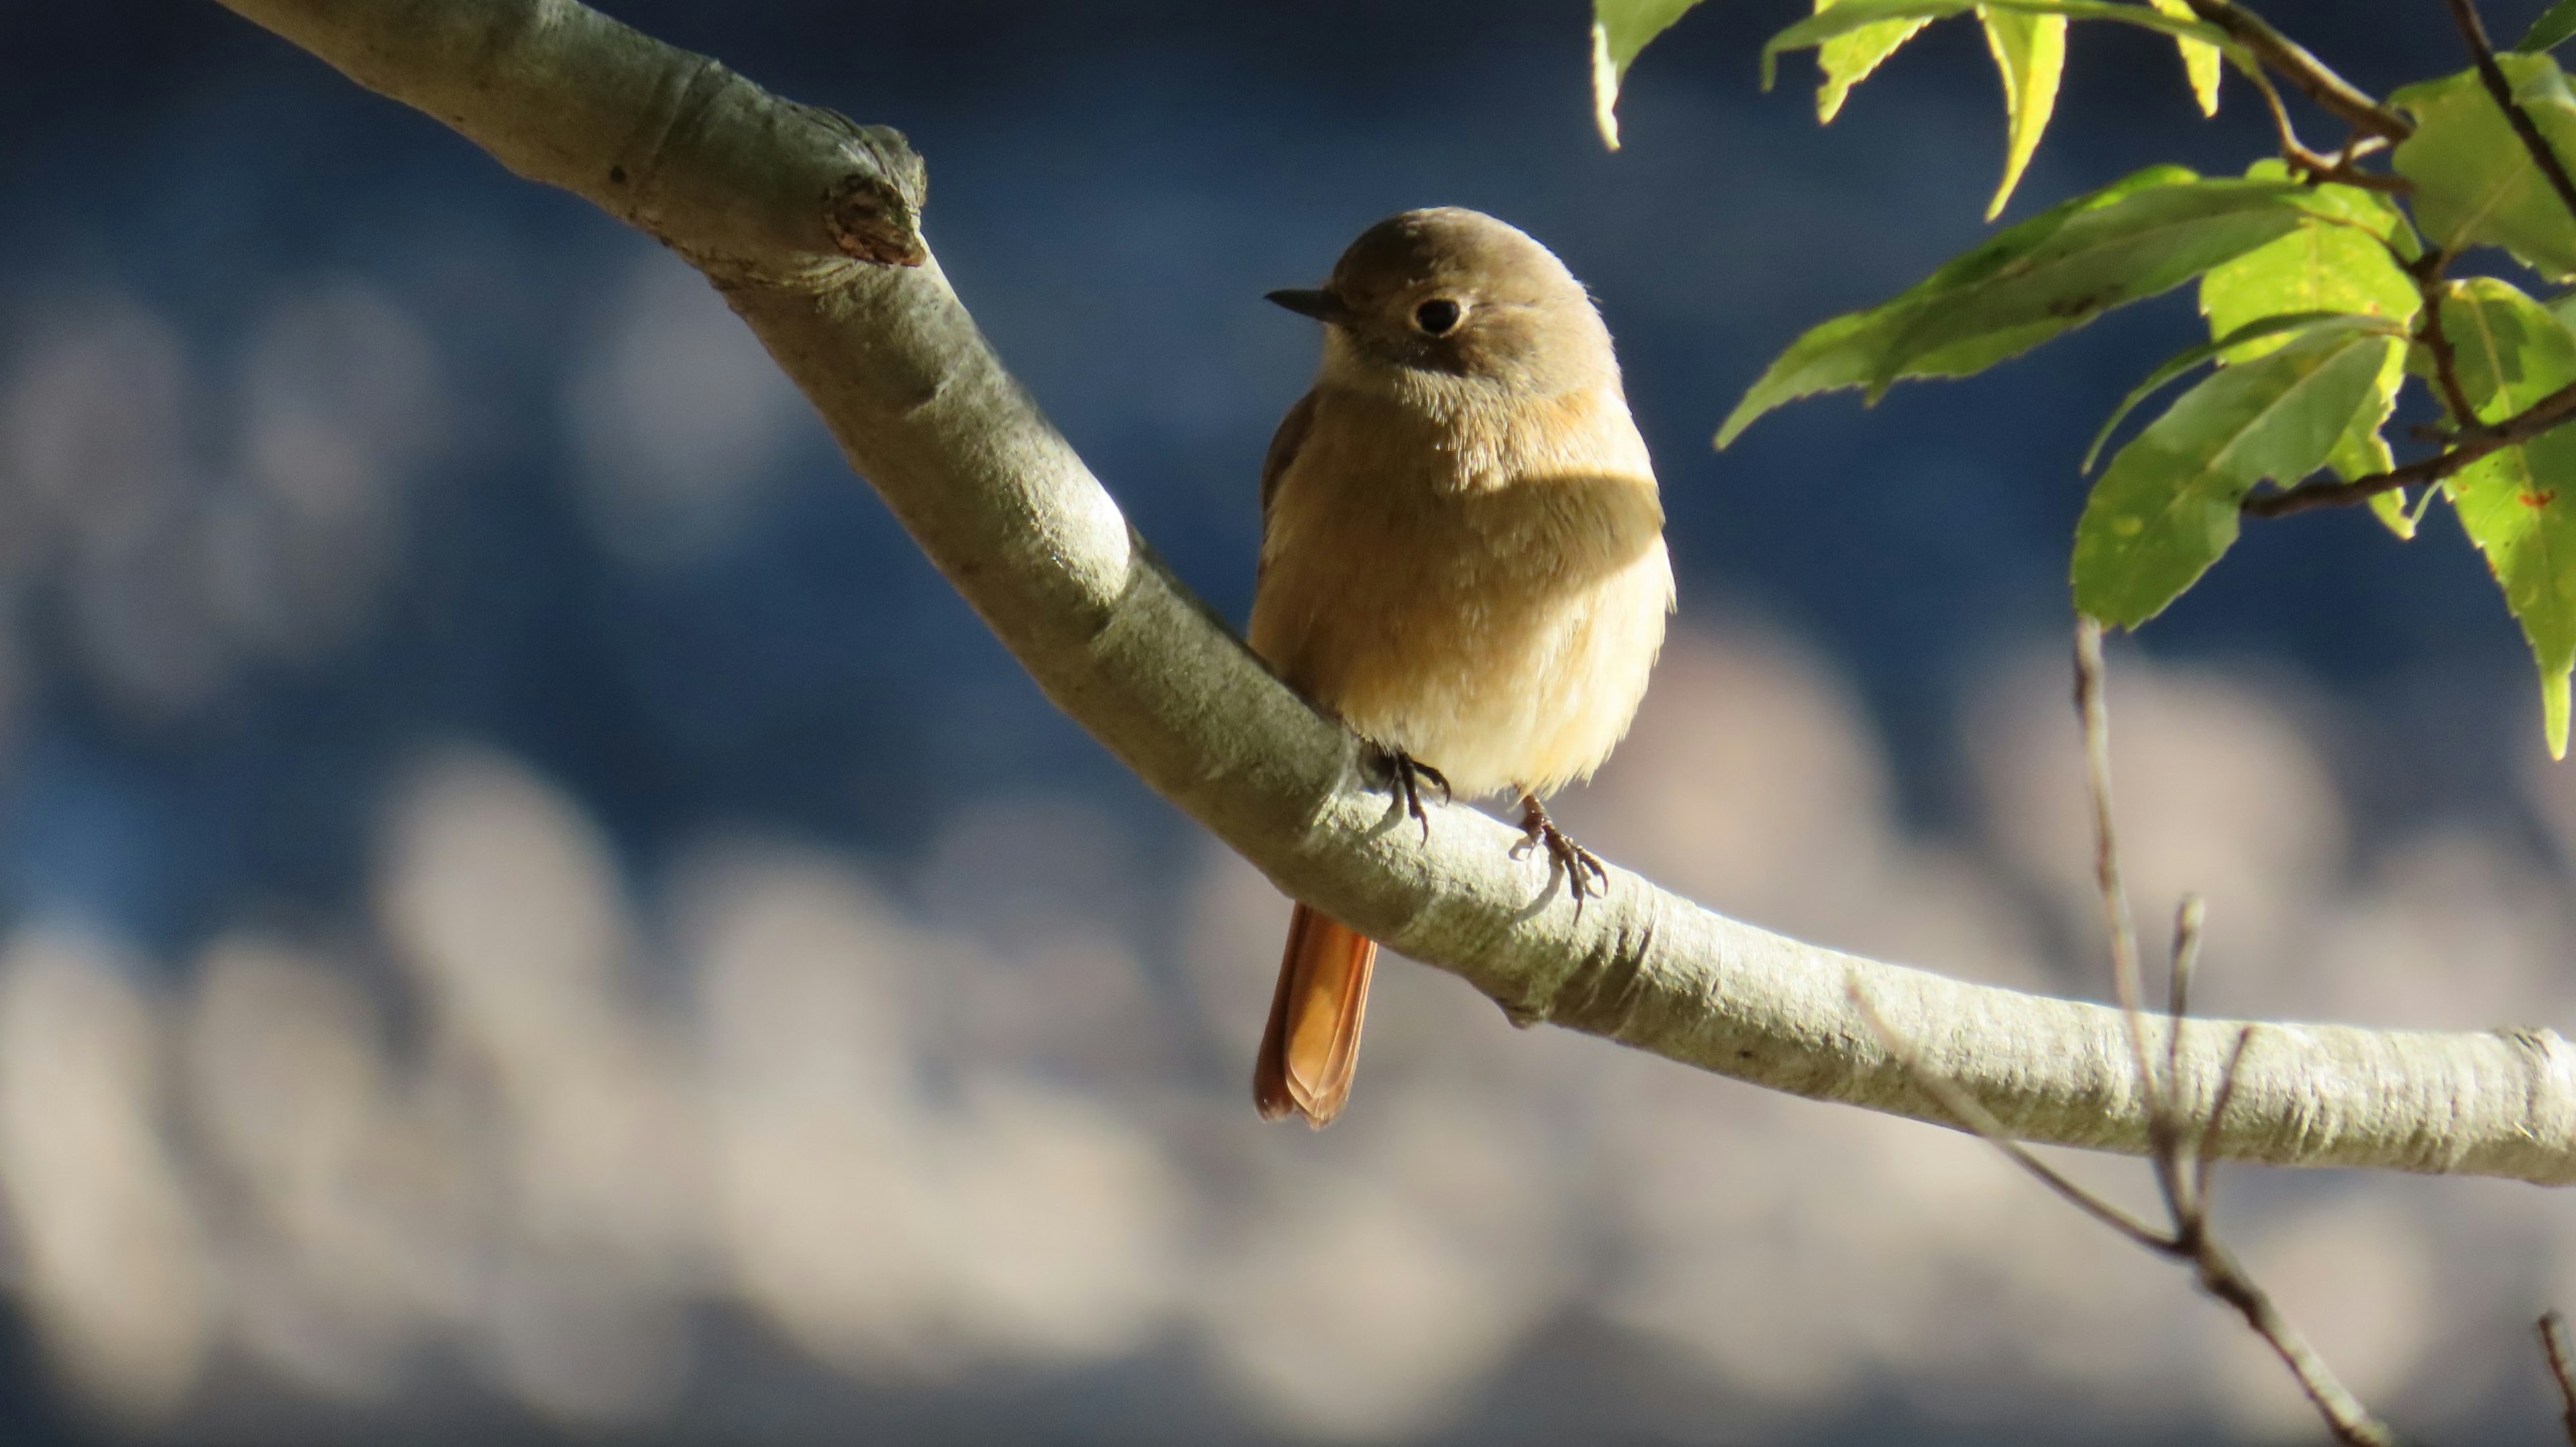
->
<box><xmin>1413</xmin><ymin>298</ymin><xmax>1462</xmax><ymax>335</ymax></box>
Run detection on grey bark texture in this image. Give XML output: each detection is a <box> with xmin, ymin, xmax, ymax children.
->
<box><xmin>215</xmin><ymin>0</ymin><xmax>2576</xmax><ymax>1186</ymax></box>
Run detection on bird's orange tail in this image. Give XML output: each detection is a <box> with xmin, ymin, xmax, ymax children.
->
<box><xmin>1253</xmin><ymin>903</ymin><xmax>1377</xmax><ymax>1126</ymax></box>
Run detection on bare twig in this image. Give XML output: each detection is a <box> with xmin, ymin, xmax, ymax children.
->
<box><xmin>2075</xmin><ymin>621</ymin><xmax>2157</xmax><ymax>1096</ymax></box>
<box><xmin>2289</xmin><ymin>158</ymin><xmax>2416</xmax><ymax>195</ymax></box>
<box><xmin>2192</xmin><ymin>1024</ymin><xmax>2257</xmax><ymax>1212</ymax></box>
<box><xmin>1848</xmin><ymin>981</ymin><xmax>2170</xmax><ymax>1250</ymax></box>
<box><xmin>2186</xmin><ymin>1233</ymin><xmax>2396</xmax><ymax>1447</ymax></box>
<box><xmin>2236</xmin><ymin>63</ymin><xmax>2410</xmax><ymax>193</ymax></box>
<box><xmin>2160</xmin><ymin>894</ymin><xmax>2206</xmax><ymax>1216</ymax></box>
<box><xmin>2181</xmin><ymin>0</ymin><xmax>2412</xmax><ymax>142</ymax></box>
<box><xmin>1857</xmin><ymin>621</ymin><xmax>2399</xmax><ymax>1447</ymax></box>
<box><xmin>2446</xmin><ymin>0</ymin><xmax>2576</xmax><ymax>230</ymax></box>
<box><xmin>2291</xmin><ymin>132</ymin><xmax>2412</xmax><ymax>193</ymax></box>
<box><xmin>2542</xmin><ymin>1311</ymin><xmax>2576</xmax><ymax>1446</ymax></box>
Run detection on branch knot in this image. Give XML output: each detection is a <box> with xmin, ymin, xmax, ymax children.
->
<box><xmin>801</xmin><ymin>109</ymin><xmax>928</xmax><ymax>266</ymax></box>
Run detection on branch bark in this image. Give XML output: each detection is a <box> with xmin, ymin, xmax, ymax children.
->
<box><xmin>214</xmin><ymin>0</ymin><xmax>2576</xmax><ymax>1187</ymax></box>
<box><xmin>2180</xmin><ymin>0</ymin><xmax>2414</xmax><ymax>144</ymax></box>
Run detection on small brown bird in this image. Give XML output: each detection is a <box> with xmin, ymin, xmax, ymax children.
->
<box><xmin>1248</xmin><ymin>207</ymin><xmax>1673</xmax><ymax>1126</ymax></box>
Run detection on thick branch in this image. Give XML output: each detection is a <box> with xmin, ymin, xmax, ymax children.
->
<box><xmin>215</xmin><ymin>0</ymin><xmax>2576</xmax><ymax>1186</ymax></box>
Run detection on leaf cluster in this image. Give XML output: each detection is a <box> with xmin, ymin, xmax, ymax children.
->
<box><xmin>1595</xmin><ymin>0</ymin><xmax>2576</xmax><ymax>757</ymax></box>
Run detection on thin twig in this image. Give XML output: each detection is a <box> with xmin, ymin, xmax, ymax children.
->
<box><xmin>2298</xmin><ymin>132</ymin><xmax>2413</xmax><ymax>194</ymax></box>
<box><xmin>2191</xmin><ymin>1024</ymin><xmax>2257</xmax><ymax>1214</ymax></box>
<box><xmin>2073</xmin><ymin>631</ymin><xmax>2394</xmax><ymax>1445</ymax></box>
<box><xmin>2410</xmin><ymin>252</ymin><xmax>2478</xmax><ymax>431</ymax></box>
<box><xmin>2542</xmin><ymin>1311</ymin><xmax>2576</xmax><ymax>1446</ymax></box>
<box><xmin>2189</xmin><ymin>1234</ymin><xmax>2400</xmax><ymax>1446</ymax></box>
<box><xmin>2161</xmin><ymin>894</ymin><xmax>2207</xmax><ymax>1217</ymax></box>
<box><xmin>1859</xmin><ymin>622</ymin><xmax>2402</xmax><ymax>1446</ymax></box>
<box><xmin>2075</xmin><ymin>621</ymin><xmax>2161</xmax><ymax>1130</ymax></box>
<box><xmin>1847</xmin><ymin>979</ymin><xmax>2172</xmax><ymax>1250</ymax></box>
<box><xmin>2446</xmin><ymin>0</ymin><xmax>2576</xmax><ymax>231</ymax></box>
<box><xmin>2245</xmin><ymin>370</ymin><xmax>2576</xmax><ymax>517</ymax></box>
<box><xmin>2180</xmin><ymin>0</ymin><xmax>2412</xmax><ymax>142</ymax></box>
<box><xmin>2235</xmin><ymin>63</ymin><xmax>2412</xmax><ymax>193</ymax></box>
<box><xmin>2289</xmin><ymin>157</ymin><xmax>2416</xmax><ymax>195</ymax></box>
<box><xmin>2239</xmin><ymin>57</ymin><xmax>2324</xmax><ymax>171</ymax></box>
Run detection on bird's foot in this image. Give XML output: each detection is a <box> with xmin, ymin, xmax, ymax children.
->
<box><xmin>1512</xmin><ymin>793</ymin><xmax>1609</xmax><ymax>912</ymax></box>
<box><xmin>1371</xmin><ymin>746</ymin><xmax>1451</xmax><ymax>843</ymax></box>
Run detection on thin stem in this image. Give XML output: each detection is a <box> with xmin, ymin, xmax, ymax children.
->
<box><xmin>2180</xmin><ymin>0</ymin><xmax>2412</xmax><ymax>142</ymax></box>
<box><xmin>2075</xmin><ymin>620</ymin><xmax>2161</xmax><ymax>1138</ymax></box>
<box><xmin>2162</xmin><ymin>894</ymin><xmax>2208</xmax><ymax>1217</ymax></box>
<box><xmin>1848</xmin><ymin>980</ymin><xmax>2174</xmax><ymax>1252</ymax></box>
<box><xmin>2245</xmin><ymin>371</ymin><xmax>2576</xmax><ymax>517</ymax></box>
<box><xmin>2192</xmin><ymin>1025</ymin><xmax>2257</xmax><ymax>1214</ymax></box>
<box><xmin>2190</xmin><ymin>1236</ymin><xmax>2402</xmax><ymax>1446</ymax></box>
<box><xmin>2543</xmin><ymin>1311</ymin><xmax>2576</xmax><ymax>1446</ymax></box>
<box><xmin>2446</xmin><ymin>0</ymin><xmax>2576</xmax><ymax>230</ymax></box>
<box><xmin>2411</xmin><ymin>253</ymin><xmax>2479</xmax><ymax>429</ymax></box>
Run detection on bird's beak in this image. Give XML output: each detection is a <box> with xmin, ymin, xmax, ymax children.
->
<box><xmin>1265</xmin><ymin>288</ymin><xmax>1350</xmax><ymax>325</ymax></box>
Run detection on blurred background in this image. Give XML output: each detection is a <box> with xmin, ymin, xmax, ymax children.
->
<box><xmin>0</xmin><ymin>0</ymin><xmax>2571</xmax><ymax>1441</ymax></box>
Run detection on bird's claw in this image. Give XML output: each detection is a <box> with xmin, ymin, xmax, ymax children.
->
<box><xmin>1513</xmin><ymin>794</ymin><xmax>1609</xmax><ymax>914</ymax></box>
<box><xmin>1373</xmin><ymin>747</ymin><xmax>1450</xmax><ymax>843</ymax></box>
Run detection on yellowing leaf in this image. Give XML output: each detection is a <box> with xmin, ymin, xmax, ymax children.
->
<box><xmin>2148</xmin><ymin>0</ymin><xmax>2221</xmax><ymax>115</ymax></box>
<box><xmin>1978</xmin><ymin>7</ymin><xmax>2067</xmax><ymax>219</ymax></box>
<box><xmin>1762</xmin><ymin>0</ymin><xmax>2232</xmax><ymax>93</ymax></box>
<box><xmin>1593</xmin><ymin>0</ymin><xmax>1706</xmax><ymax>149</ymax></box>
<box><xmin>1816</xmin><ymin>1</ymin><xmax>1932</xmax><ymax>122</ymax></box>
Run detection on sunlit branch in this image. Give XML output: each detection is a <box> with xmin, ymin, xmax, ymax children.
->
<box><xmin>211</xmin><ymin>0</ymin><xmax>2576</xmax><ymax>1188</ymax></box>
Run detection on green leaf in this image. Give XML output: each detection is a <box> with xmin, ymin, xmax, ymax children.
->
<box><xmin>2519</xmin><ymin>0</ymin><xmax>2576</xmax><ymax>54</ymax></box>
<box><xmin>2200</xmin><ymin>166</ymin><xmax>2421</xmax><ymax>360</ymax></box>
<box><xmin>2393</xmin><ymin>56</ymin><xmax>2576</xmax><ymax>278</ymax></box>
<box><xmin>2186</xmin><ymin>160</ymin><xmax>2420</xmax><ymax>533</ymax></box>
<box><xmin>1719</xmin><ymin>168</ymin><xmax>2326</xmax><ymax>446</ymax></box>
<box><xmin>2367</xmin><ymin>488</ymin><xmax>2420</xmax><ymax>539</ymax></box>
<box><xmin>2080</xmin><ymin>310</ymin><xmax>2375</xmax><ymax>472</ymax></box>
<box><xmin>2072</xmin><ymin>319</ymin><xmax>2402</xmax><ymax>627</ymax></box>
<box><xmin>2147</xmin><ymin>0</ymin><xmax>2221</xmax><ymax>115</ymax></box>
<box><xmin>1816</xmin><ymin>3</ymin><xmax>1933</xmax><ymax>123</ymax></box>
<box><xmin>2335</xmin><ymin>340</ymin><xmax>2412</xmax><ymax>538</ymax></box>
<box><xmin>1593</xmin><ymin>0</ymin><xmax>1705</xmax><ymax>149</ymax></box>
<box><xmin>2435</xmin><ymin>277</ymin><xmax>2576</xmax><ymax>757</ymax></box>
<box><xmin>1978</xmin><ymin>7</ymin><xmax>2066</xmax><ymax>219</ymax></box>
<box><xmin>1762</xmin><ymin>0</ymin><xmax>2233</xmax><ymax>91</ymax></box>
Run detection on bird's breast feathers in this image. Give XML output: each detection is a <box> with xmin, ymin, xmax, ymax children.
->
<box><xmin>1248</xmin><ymin>382</ymin><xmax>1673</xmax><ymax>798</ymax></box>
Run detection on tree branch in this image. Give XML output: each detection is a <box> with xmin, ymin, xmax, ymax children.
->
<box><xmin>2180</xmin><ymin>0</ymin><xmax>2413</xmax><ymax>143</ymax></box>
<box><xmin>2542</xmin><ymin>1310</ymin><xmax>2576</xmax><ymax>1445</ymax></box>
<box><xmin>213</xmin><ymin>0</ymin><xmax>2576</xmax><ymax>1186</ymax></box>
<box><xmin>2243</xmin><ymin>367</ymin><xmax>2576</xmax><ymax>517</ymax></box>
<box><xmin>2447</xmin><ymin>0</ymin><xmax>2576</xmax><ymax>231</ymax></box>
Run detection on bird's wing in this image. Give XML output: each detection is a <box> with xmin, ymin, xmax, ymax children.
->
<box><xmin>1256</xmin><ymin>388</ymin><xmax>1318</xmax><ymax>586</ymax></box>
